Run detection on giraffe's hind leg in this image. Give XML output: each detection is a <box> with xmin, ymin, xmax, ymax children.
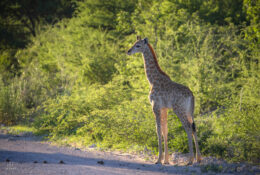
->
<box><xmin>174</xmin><ymin>110</ymin><xmax>195</xmax><ymax>164</ymax></box>
<box><xmin>186</xmin><ymin>128</ymin><xmax>194</xmax><ymax>165</ymax></box>
<box><xmin>192</xmin><ymin>125</ymin><xmax>202</xmax><ymax>163</ymax></box>
<box><xmin>187</xmin><ymin>111</ymin><xmax>202</xmax><ymax>162</ymax></box>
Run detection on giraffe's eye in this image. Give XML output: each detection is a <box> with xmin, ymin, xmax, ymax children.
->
<box><xmin>136</xmin><ymin>45</ymin><xmax>141</xmax><ymax>48</ymax></box>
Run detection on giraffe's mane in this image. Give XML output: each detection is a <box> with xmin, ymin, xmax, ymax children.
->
<box><xmin>147</xmin><ymin>43</ymin><xmax>170</xmax><ymax>78</ymax></box>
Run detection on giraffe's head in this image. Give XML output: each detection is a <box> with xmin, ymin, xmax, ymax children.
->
<box><xmin>127</xmin><ymin>36</ymin><xmax>149</xmax><ymax>55</ymax></box>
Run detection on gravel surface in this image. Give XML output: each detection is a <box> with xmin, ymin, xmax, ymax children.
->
<box><xmin>0</xmin><ymin>132</ymin><xmax>259</xmax><ymax>175</ymax></box>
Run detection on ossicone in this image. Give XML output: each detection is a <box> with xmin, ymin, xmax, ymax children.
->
<box><xmin>136</xmin><ymin>35</ymin><xmax>141</xmax><ymax>40</ymax></box>
<box><xmin>144</xmin><ymin>37</ymin><xmax>148</xmax><ymax>44</ymax></box>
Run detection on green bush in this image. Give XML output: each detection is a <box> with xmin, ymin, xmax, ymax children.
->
<box><xmin>0</xmin><ymin>76</ymin><xmax>25</xmax><ymax>125</ymax></box>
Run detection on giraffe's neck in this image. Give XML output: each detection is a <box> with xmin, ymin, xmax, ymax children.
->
<box><xmin>142</xmin><ymin>44</ymin><xmax>170</xmax><ymax>85</ymax></box>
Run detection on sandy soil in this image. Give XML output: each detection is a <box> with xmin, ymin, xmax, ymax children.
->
<box><xmin>0</xmin><ymin>132</ymin><xmax>259</xmax><ymax>175</ymax></box>
<box><xmin>0</xmin><ymin>133</ymin><xmax>197</xmax><ymax>175</ymax></box>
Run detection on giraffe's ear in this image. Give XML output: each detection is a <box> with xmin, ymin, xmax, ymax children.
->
<box><xmin>136</xmin><ymin>35</ymin><xmax>141</xmax><ymax>40</ymax></box>
<box><xmin>143</xmin><ymin>37</ymin><xmax>148</xmax><ymax>44</ymax></box>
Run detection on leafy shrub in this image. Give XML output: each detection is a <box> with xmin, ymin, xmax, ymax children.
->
<box><xmin>0</xmin><ymin>76</ymin><xmax>25</xmax><ymax>125</ymax></box>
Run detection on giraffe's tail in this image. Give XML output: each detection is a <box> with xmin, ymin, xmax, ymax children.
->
<box><xmin>192</xmin><ymin>122</ymin><xmax>196</xmax><ymax>133</ymax></box>
<box><xmin>186</xmin><ymin>96</ymin><xmax>196</xmax><ymax>133</ymax></box>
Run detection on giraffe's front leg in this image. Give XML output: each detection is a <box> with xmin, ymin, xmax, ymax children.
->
<box><xmin>161</xmin><ymin>108</ymin><xmax>169</xmax><ymax>164</ymax></box>
<box><xmin>153</xmin><ymin>105</ymin><xmax>163</xmax><ymax>164</ymax></box>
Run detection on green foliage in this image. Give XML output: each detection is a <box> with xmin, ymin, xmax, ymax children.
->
<box><xmin>0</xmin><ymin>76</ymin><xmax>26</xmax><ymax>125</ymax></box>
<box><xmin>0</xmin><ymin>125</ymin><xmax>36</xmax><ymax>135</ymax></box>
<box><xmin>0</xmin><ymin>0</ymin><xmax>259</xmax><ymax>164</ymax></box>
<box><xmin>243</xmin><ymin>0</ymin><xmax>260</xmax><ymax>49</ymax></box>
<box><xmin>0</xmin><ymin>0</ymin><xmax>75</xmax><ymax>39</ymax></box>
<box><xmin>201</xmin><ymin>163</ymin><xmax>223</xmax><ymax>173</ymax></box>
<box><xmin>0</xmin><ymin>50</ymin><xmax>20</xmax><ymax>82</ymax></box>
<box><xmin>76</xmin><ymin>0</ymin><xmax>137</xmax><ymax>34</ymax></box>
<box><xmin>213</xmin><ymin>105</ymin><xmax>260</xmax><ymax>163</ymax></box>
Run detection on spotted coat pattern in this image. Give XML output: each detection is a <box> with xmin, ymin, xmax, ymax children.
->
<box><xmin>127</xmin><ymin>36</ymin><xmax>202</xmax><ymax>164</ymax></box>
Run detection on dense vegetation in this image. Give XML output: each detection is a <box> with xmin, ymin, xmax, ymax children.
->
<box><xmin>0</xmin><ymin>0</ymin><xmax>259</xmax><ymax>164</ymax></box>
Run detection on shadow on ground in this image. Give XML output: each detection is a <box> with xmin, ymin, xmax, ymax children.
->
<box><xmin>0</xmin><ymin>133</ymin><xmax>190</xmax><ymax>174</ymax></box>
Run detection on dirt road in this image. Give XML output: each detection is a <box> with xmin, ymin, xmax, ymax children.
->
<box><xmin>0</xmin><ymin>133</ymin><xmax>203</xmax><ymax>175</ymax></box>
<box><xmin>0</xmin><ymin>133</ymin><xmax>259</xmax><ymax>175</ymax></box>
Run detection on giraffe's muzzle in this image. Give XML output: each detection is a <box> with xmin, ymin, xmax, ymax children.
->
<box><xmin>127</xmin><ymin>49</ymin><xmax>132</xmax><ymax>55</ymax></box>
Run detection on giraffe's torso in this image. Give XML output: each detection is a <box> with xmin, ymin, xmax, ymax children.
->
<box><xmin>149</xmin><ymin>79</ymin><xmax>194</xmax><ymax>110</ymax></box>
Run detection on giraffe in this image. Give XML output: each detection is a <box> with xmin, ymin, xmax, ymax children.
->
<box><xmin>127</xmin><ymin>36</ymin><xmax>202</xmax><ymax>164</ymax></box>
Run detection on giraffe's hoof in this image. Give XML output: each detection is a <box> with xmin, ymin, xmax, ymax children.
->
<box><xmin>196</xmin><ymin>155</ymin><xmax>202</xmax><ymax>163</ymax></box>
<box><xmin>163</xmin><ymin>161</ymin><xmax>170</xmax><ymax>165</ymax></box>
<box><xmin>186</xmin><ymin>157</ymin><xmax>194</xmax><ymax>165</ymax></box>
<box><xmin>186</xmin><ymin>161</ymin><xmax>193</xmax><ymax>166</ymax></box>
<box><xmin>155</xmin><ymin>161</ymin><xmax>162</xmax><ymax>165</ymax></box>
